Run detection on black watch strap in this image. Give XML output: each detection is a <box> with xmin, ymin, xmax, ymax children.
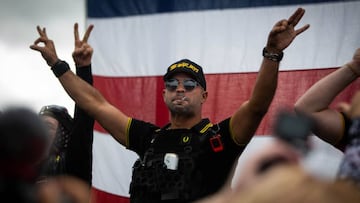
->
<box><xmin>51</xmin><ymin>60</ymin><xmax>70</xmax><ymax>77</ymax></box>
<box><xmin>262</xmin><ymin>47</ymin><xmax>283</xmax><ymax>62</ymax></box>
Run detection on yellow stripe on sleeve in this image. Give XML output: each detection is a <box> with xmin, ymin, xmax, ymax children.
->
<box><xmin>229</xmin><ymin>117</ymin><xmax>247</xmax><ymax>146</ymax></box>
<box><xmin>125</xmin><ymin>117</ymin><xmax>132</xmax><ymax>148</ymax></box>
<box><xmin>334</xmin><ymin>112</ymin><xmax>347</xmax><ymax>145</ymax></box>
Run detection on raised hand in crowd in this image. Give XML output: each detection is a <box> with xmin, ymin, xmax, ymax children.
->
<box><xmin>265</xmin><ymin>7</ymin><xmax>309</xmax><ymax>53</ymax></box>
<box><xmin>72</xmin><ymin>23</ymin><xmax>94</xmax><ymax>67</ymax></box>
<box><xmin>30</xmin><ymin>23</ymin><xmax>94</xmax><ymax>67</ymax></box>
<box><xmin>30</xmin><ymin>26</ymin><xmax>58</xmax><ymax>66</ymax></box>
<box><xmin>295</xmin><ymin>48</ymin><xmax>360</xmax><ymax>148</ymax></box>
<box><xmin>231</xmin><ymin>7</ymin><xmax>309</xmax><ymax>145</ymax></box>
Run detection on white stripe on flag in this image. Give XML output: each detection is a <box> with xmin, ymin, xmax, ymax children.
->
<box><xmin>92</xmin><ymin>130</ymin><xmax>138</xmax><ymax>197</ymax></box>
<box><xmin>89</xmin><ymin>1</ymin><xmax>360</xmax><ymax>77</ymax></box>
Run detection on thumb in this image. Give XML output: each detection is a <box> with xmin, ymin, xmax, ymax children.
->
<box><xmin>30</xmin><ymin>44</ymin><xmax>42</xmax><ymax>52</ymax></box>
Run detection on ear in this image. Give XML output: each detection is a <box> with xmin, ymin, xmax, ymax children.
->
<box><xmin>201</xmin><ymin>91</ymin><xmax>208</xmax><ymax>103</ymax></box>
<box><xmin>162</xmin><ymin>89</ymin><xmax>166</xmax><ymax>101</ymax></box>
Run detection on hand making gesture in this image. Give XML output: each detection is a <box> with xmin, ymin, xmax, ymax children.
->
<box><xmin>72</xmin><ymin>23</ymin><xmax>94</xmax><ymax>67</ymax></box>
<box><xmin>30</xmin><ymin>26</ymin><xmax>59</xmax><ymax>66</ymax></box>
<box><xmin>30</xmin><ymin>23</ymin><xmax>94</xmax><ymax>68</ymax></box>
<box><xmin>266</xmin><ymin>8</ymin><xmax>310</xmax><ymax>53</ymax></box>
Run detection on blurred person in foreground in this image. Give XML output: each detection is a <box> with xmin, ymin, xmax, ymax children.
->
<box><xmin>0</xmin><ymin>107</ymin><xmax>49</xmax><ymax>203</ymax></box>
<box><xmin>196</xmin><ymin>112</ymin><xmax>360</xmax><ymax>203</ymax></box>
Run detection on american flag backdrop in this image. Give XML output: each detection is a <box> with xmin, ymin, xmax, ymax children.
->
<box><xmin>87</xmin><ymin>0</ymin><xmax>360</xmax><ymax>202</ymax></box>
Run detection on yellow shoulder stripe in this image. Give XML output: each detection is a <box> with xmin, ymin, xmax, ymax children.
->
<box><xmin>229</xmin><ymin>117</ymin><xmax>247</xmax><ymax>146</ymax></box>
<box><xmin>200</xmin><ymin>123</ymin><xmax>213</xmax><ymax>134</ymax></box>
<box><xmin>125</xmin><ymin>117</ymin><xmax>132</xmax><ymax>147</ymax></box>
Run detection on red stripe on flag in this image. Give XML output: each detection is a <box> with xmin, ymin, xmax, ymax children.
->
<box><xmin>93</xmin><ymin>67</ymin><xmax>360</xmax><ymax>135</ymax></box>
<box><xmin>91</xmin><ymin>187</ymin><xmax>129</xmax><ymax>203</ymax></box>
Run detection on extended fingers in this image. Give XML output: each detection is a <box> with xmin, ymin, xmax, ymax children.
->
<box><xmin>82</xmin><ymin>24</ymin><xmax>94</xmax><ymax>43</ymax></box>
<box><xmin>288</xmin><ymin>8</ymin><xmax>305</xmax><ymax>27</ymax></box>
<box><xmin>33</xmin><ymin>34</ymin><xmax>55</xmax><ymax>48</ymax></box>
<box><xmin>295</xmin><ymin>24</ymin><xmax>310</xmax><ymax>36</ymax></box>
<box><xmin>272</xmin><ymin>8</ymin><xmax>309</xmax><ymax>36</ymax></box>
<box><xmin>36</xmin><ymin>25</ymin><xmax>49</xmax><ymax>38</ymax></box>
<box><xmin>74</xmin><ymin>23</ymin><xmax>94</xmax><ymax>47</ymax></box>
<box><xmin>74</xmin><ymin>23</ymin><xmax>80</xmax><ymax>42</ymax></box>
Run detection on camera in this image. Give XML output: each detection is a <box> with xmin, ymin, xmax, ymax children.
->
<box><xmin>273</xmin><ymin>111</ymin><xmax>313</xmax><ymax>154</ymax></box>
<box><xmin>256</xmin><ymin>111</ymin><xmax>314</xmax><ymax>174</ymax></box>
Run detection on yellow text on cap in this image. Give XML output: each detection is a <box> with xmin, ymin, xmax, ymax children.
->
<box><xmin>169</xmin><ymin>62</ymin><xmax>199</xmax><ymax>73</ymax></box>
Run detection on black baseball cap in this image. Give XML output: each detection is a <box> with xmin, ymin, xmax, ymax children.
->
<box><xmin>163</xmin><ymin>59</ymin><xmax>207</xmax><ymax>90</ymax></box>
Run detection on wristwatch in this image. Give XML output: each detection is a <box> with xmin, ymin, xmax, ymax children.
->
<box><xmin>262</xmin><ymin>47</ymin><xmax>283</xmax><ymax>62</ymax></box>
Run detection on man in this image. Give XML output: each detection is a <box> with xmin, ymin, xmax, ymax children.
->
<box><xmin>30</xmin><ymin>8</ymin><xmax>309</xmax><ymax>202</ymax></box>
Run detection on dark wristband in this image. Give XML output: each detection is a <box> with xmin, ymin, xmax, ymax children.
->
<box><xmin>76</xmin><ymin>64</ymin><xmax>91</xmax><ymax>74</ymax></box>
<box><xmin>51</xmin><ymin>60</ymin><xmax>70</xmax><ymax>77</ymax></box>
<box><xmin>76</xmin><ymin>64</ymin><xmax>93</xmax><ymax>85</ymax></box>
<box><xmin>262</xmin><ymin>47</ymin><xmax>283</xmax><ymax>62</ymax></box>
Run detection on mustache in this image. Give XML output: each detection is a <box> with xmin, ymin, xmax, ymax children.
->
<box><xmin>172</xmin><ymin>95</ymin><xmax>187</xmax><ymax>101</ymax></box>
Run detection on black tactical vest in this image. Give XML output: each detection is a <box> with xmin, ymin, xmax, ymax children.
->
<box><xmin>129</xmin><ymin>119</ymin><xmax>223</xmax><ymax>203</ymax></box>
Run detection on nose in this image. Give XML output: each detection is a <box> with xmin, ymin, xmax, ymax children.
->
<box><xmin>175</xmin><ymin>81</ymin><xmax>186</xmax><ymax>92</ymax></box>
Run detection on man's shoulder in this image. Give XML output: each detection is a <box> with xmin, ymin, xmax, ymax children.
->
<box><xmin>197</xmin><ymin>117</ymin><xmax>231</xmax><ymax>137</ymax></box>
<box><xmin>129</xmin><ymin>118</ymin><xmax>160</xmax><ymax>133</ymax></box>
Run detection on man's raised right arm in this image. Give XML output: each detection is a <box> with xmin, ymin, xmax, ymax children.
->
<box><xmin>57</xmin><ymin>66</ymin><xmax>129</xmax><ymax>145</ymax></box>
<box><xmin>30</xmin><ymin>25</ymin><xmax>128</xmax><ymax>146</ymax></box>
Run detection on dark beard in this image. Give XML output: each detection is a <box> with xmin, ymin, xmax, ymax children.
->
<box><xmin>168</xmin><ymin>105</ymin><xmax>195</xmax><ymax>118</ymax></box>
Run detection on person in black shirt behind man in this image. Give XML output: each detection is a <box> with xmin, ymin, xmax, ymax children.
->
<box><xmin>36</xmin><ymin>24</ymin><xmax>95</xmax><ymax>186</ymax></box>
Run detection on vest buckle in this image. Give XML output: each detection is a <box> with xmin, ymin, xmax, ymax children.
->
<box><xmin>209</xmin><ymin>135</ymin><xmax>223</xmax><ymax>152</ymax></box>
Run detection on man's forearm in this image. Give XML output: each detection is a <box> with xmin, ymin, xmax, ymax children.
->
<box><xmin>295</xmin><ymin>65</ymin><xmax>358</xmax><ymax>113</ymax></box>
<box><xmin>53</xmin><ymin>61</ymin><xmax>104</xmax><ymax>117</ymax></box>
<box><xmin>248</xmin><ymin>58</ymin><xmax>279</xmax><ymax>115</ymax></box>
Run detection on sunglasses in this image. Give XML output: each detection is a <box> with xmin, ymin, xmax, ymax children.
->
<box><xmin>40</xmin><ymin>105</ymin><xmax>68</xmax><ymax>114</ymax></box>
<box><xmin>39</xmin><ymin>105</ymin><xmax>73</xmax><ymax>131</ymax></box>
<box><xmin>165</xmin><ymin>78</ymin><xmax>199</xmax><ymax>91</ymax></box>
